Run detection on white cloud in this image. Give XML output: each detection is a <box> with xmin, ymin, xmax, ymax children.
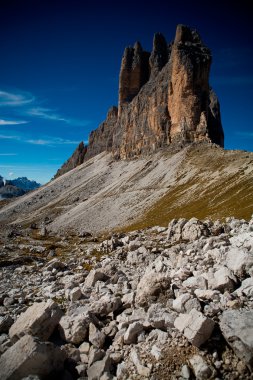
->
<box><xmin>8</xmin><ymin>172</ymin><xmax>14</xmax><ymax>177</ymax></box>
<box><xmin>0</xmin><ymin>119</ymin><xmax>28</xmax><ymax>125</ymax></box>
<box><xmin>26</xmin><ymin>137</ymin><xmax>80</xmax><ymax>146</ymax></box>
<box><xmin>0</xmin><ymin>133</ymin><xmax>80</xmax><ymax>146</ymax></box>
<box><xmin>0</xmin><ymin>90</ymin><xmax>35</xmax><ymax>107</ymax></box>
<box><xmin>0</xmin><ymin>134</ymin><xmax>20</xmax><ymax>140</ymax></box>
<box><xmin>27</xmin><ymin>107</ymin><xmax>91</xmax><ymax>126</ymax></box>
<box><xmin>28</xmin><ymin>107</ymin><xmax>66</xmax><ymax>122</ymax></box>
<box><xmin>0</xmin><ymin>153</ymin><xmax>17</xmax><ymax>156</ymax></box>
<box><xmin>0</xmin><ymin>88</ymin><xmax>91</xmax><ymax>126</ymax></box>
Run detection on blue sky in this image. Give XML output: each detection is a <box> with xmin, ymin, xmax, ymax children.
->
<box><xmin>0</xmin><ymin>0</ymin><xmax>252</xmax><ymax>184</ymax></box>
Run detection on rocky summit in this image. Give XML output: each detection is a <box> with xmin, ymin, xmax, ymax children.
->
<box><xmin>55</xmin><ymin>24</ymin><xmax>224</xmax><ymax>177</ymax></box>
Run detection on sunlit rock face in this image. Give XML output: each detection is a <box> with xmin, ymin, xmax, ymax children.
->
<box><xmin>56</xmin><ymin>24</ymin><xmax>224</xmax><ymax>175</ymax></box>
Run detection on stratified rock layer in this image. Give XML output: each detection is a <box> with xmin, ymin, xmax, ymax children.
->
<box><xmin>57</xmin><ymin>25</ymin><xmax>224</xmax><ymax>176</ymax></box>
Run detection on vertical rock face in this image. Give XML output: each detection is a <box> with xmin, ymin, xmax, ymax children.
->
<box><xmin>85</xmin><ymin>106</ymin><xmax>118</xmax><ymax>160</ymax></box>
<box><xmin>113</xmin><ymin>62</ymin><xmax>171</xmax><ymax>159</ymax></box>
<box><xmin>168</xmin><ymin>24</ymin><xmax>212</xmax><ymax>144</ymax></box>
<box><xmin>55</xmin><ymin>25</ymin><xmax>224</xmax><ymax>177</ymax></box>
<box><xmin>118</xmin><ymin>42</ymin><xmax>150</xmax><ymax>115</ymax></box>
<box><xmin>149</xmin><ymin>32</ymin><xmax>170</xmax><ymax>77</ymax></box>
<box><xmin>54</xmin><ymin>141</ymin><xmax>87</xmax><ymax>179</ymax></box>
<box><xmin>208</xmin><ymin>89</ymin><xmax>224</xmax><ymax>146</ymax></box>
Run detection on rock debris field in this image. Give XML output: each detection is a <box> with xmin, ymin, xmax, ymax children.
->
<box><xmin>0</xmin><ymin>216</ymin><xmax>253</xmax><ymax>379</ymax></box>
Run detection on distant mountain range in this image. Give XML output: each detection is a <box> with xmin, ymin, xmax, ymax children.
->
<box><xmin>0</xmin><ymin>176</ymin><xmax>41</xmax><ymax>199</ymax></box>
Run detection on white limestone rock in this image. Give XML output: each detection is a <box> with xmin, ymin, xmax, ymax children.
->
<box><xmin>147</xmin><ymin>303</ymin><xmax>176</xmax><ymax>329</ymax></box>
<box><xmin>84</xmin><ymin>269</ymin><xmax>109</xmax><ymax>288</ymax></box>
<box><xmin>130</xmin><ymin>348</ymin><xmax>151</xmax><ymax>377</ymax></box>
<box><xmin>173</xmin><ymin>293</ymin><xmax>201</xmax><ymax>313</ymax></box>
<box><xmin>59</xmin><ymin>309</ymin><xmax>96</xmax><ymax>345</ymax></box>
<box><xmin>225</xmin><ymin>247</ymin><xmax>253</xmax><ymax>277</ymax></box>
<box><xmin>189</xmin><ymin>354</ymin><xmax>213</xmax><ymax>379</ymax></box>
<box><xmin>9</xmin><ymin>300</ymin><xmax>63</xmax><ymax>343</ymax></box>
<box><xmin>135</xmin><ymin>271</ymin><xmax>171</xmax><ymax>306</ymax></box>
<box><xmin>234</xmin><ymin>277</ymin><xmax>253</xmax><ymax>297</ymax></box>
<box><xmin>0</xmin><ymin>335</ymin><xmax>65</xmax><ymax>380</ymax></box>
<box><xmin>90</xmin><ymin>294</ymin><xmax>122</xmax><ymax>315</ymax></box>
<box><xmin>124</xmin><ymin>322</ymin><xmax>143</xmax><ymax>344</ymax></box>
<box><xmin>219</xmin><ymin>309</ymin><xmax>253</xmax><ymax>367</ymax></box>
<box><xmin>87</xmin><ymin>354</ymin><xmax>111</xmax><ymax>380</ymax></box>
<box><xmin>174</xmin><ymin>309</ymin><xmax>215</xmax><ymax>347</ymax></box>
<box><xmin>207</xmin><ymin>266</ymin><xmax>237</xmax><ymax>292</ymax></box>
<box><xmin>89</xmin><ymin>322</ymin><xmax>106</xmax><ymax>348</ymax></box>
<box><xmin>182</xmin><ymin>218</ymin><xmax>210</xmax><ymax>242</ymax></box>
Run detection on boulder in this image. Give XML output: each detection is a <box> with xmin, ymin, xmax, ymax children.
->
<box><xmin>182</xmin><ymin>276</ymin><xmax>207</xmax><ymax>292</ymax></box>
<box><xmin>0</xmin><ymin>335</ymin><xmax>65</xmax><ymax>380</ymax></box>
<box><xmin>90</xmin><ymin>294</ymin><xmax>122</xmax><ymax>316</ymax></box>
<box><xmin>123</xmin><ymin>322</ymin><xmax>143</xmax><ymax>344</ymax></box>
<box><xmin>147</xmin><ymin>303</ymin><xmax>176</xmax><ymax>329</ymax></box>
<box><xmin>69</xmin><ymin>287</ymin><xmax>82</xmax><ymax>301</ymax></box>
<box><xmin>84</xmin><ymin>269</ymin><xmax>109</xmax><ymax>288</ymax></box>
<box><xmin>130</xmin><ymin>348</ymin><xmax>151</xmax><ymax>377</ymax></box>
<box><xmin>234</xmin><ymin>277</ymin><xmax>253</xmax><ymax>297</ymax></box>
<box><xmin>87</xmin><ymin>354</ymin><xmax>111</xmax><ymax>380</ymax></box>
<box><xmin>207</xmin><ymin>266</ymin><xmax>237</xmax><ymax>292</ymax></box>
<box><xmin>167</xmin><ymin>218</ymin><xmax>187</xmax><ymax>242</ymax></box>
<box><xmin>88</xmin><ymin>346</ymin><xmax>105</xmax><ymax>367</ymax></box>
<box><xmin>174</xmin><ymin>309</ymin><xmax>215</xmax><ymax>347</ymax></box>
<box><xmin>59</xmin><ymin>309</ymin><xmax>97</xmax><ymax>345</ymax></box>
<box><xmin>225</xmin><ymin>248</ymin><xmax>253</xmax><ymax>277</ymax></box>
<box><xmin>189</xmin><ymin>354</ymin><xmax>213</xmax><ymax>379</ymax></box>
<box><xmin>219</xmin><ymin>309</ymin><xmax>253</xmax><ymax>367</ymax></box>
<box><xmin>135</xmin><ymin>271</ymin><xmax>171</xmax><ymax>306</ymax></box>
<box><xmin>89</xmin><ymin>322</ymin><xmax>106</xmax><ymax>348</ymax></box>
<box><xmin>172</xmin><ymin>293</ymin><xmax>201</xmax><ymax>313</ymax></box>
<box><xmin>181</xmin><ymin>218</ymin><xmax>210</xmax><ymax>242</ymax></box>
<box><xmin>9</xmin><ymin>300</ymin><xmax>63</xmax><ymax>342</ymax></box>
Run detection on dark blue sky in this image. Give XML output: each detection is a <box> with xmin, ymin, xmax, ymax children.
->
<box><xmin>0</xmin><ymin>0</ymin><xmax>252</xmax><ymax>183</ymax></box>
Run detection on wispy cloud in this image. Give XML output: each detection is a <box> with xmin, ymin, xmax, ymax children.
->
<box><xmin>0</xmin><ymin>153</ymin><xmax>17</xmax><ymax>156</ymax></box>
<box><xmin>0</xmin><ymin>133</ymin><xmax>80</xmax><ymax>146</ymax></box>
<box><xmin>0</xmin><ymin>119</ymin><xmax>28</xmax><ymax>125</ymax></box>
<box><xmin>28</xmin><ymin>107</ymin><xmax>66</xmax><ymax>122</ymax></box>
<box><xmin>26</xmin><ymin>137</ymin><xmax>80</xmax><ymax>146</ymax></box>
<box><xmin>0</xmin><ymin>88</ymin><xmax>91</xmax><ymax>127</ymax></box>
<box><xmin>0</xmin><ymin>134</ymin><xmax>20</xmax><ymax>140</ymax></box>
<box><xmin>27</xmin><ymin>107</ymin><xmax>90</xmax><ymax>126</ymax></box>
<box><xmin>0</xmin><ymin>90</ymin><xmax>35</xmax><ymax>107</ymax></box>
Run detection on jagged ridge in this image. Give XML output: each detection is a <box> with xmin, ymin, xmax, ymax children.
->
<box><xmin>56</xmin><ymin>24</ymin><xmax>224</xmax><ymax>177</ymax></box>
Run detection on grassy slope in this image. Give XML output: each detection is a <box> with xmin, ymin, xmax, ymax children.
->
<box><xmin>123</xmin><ymin>145</ymin><xmax>253</xmax><ymax>231</ymax></box>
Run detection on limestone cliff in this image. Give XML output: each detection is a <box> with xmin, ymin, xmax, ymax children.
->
<box><xmin>55</xmin><ymin>24</ymin><xmax>224</xmax><ymax>176</ymax></box>
<box><xmin>118</xmin><ymin>42</ymin><xmax>150</xmax><ymax>115</ymax></box>
<box><xmin>85</xmin><ymin>106</ymin><xmax>118</xmax><ymax>160</ymax></box>
<box><xmin>54</xmin><ymin>141</ymin><xmax>87</xmax><ymax>179</ymax></box>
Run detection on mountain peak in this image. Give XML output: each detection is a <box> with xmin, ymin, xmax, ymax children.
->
<box><xmin>56</xmin><ymin>24</ymin><xmax>224</xmax><ymax>176</ymax></box>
